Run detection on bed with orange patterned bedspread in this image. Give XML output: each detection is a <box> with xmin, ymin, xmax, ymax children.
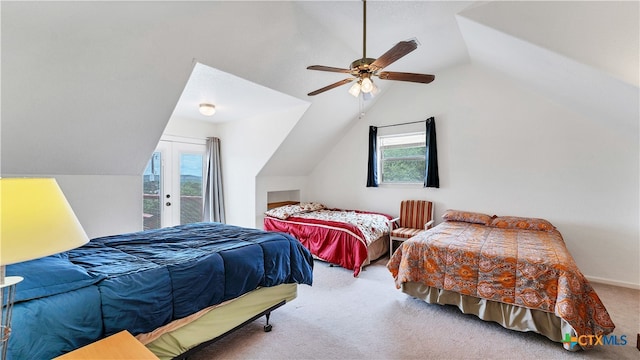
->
<box><xmin>387</xmin><ymin>210</ymin><xmax>615</xmax><ymax>350</ymax></box>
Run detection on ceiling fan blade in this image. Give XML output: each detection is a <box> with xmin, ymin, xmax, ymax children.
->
<box><xmin>377</xmin><ymin>71</ymin><xmax>435</xmax><ymax>84</ymax></box>
<box><xmin>369</xmin><ymin>40</ymin><xmax>418</xmax><ymax>71</ymax></box>
<box><xmin>307</xmin><ymin>65</ymin><xmax>352</xmax><ymax>73</ymax></box>
<box><xmin>308</xmin><ymin>78</ymin><xmax>355</xmax><ymax>96</ymax></box>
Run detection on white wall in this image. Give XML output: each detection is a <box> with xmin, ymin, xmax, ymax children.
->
<box><xmin>46</xmin><ymin>106</ymin><xmax>304</xmax><ymax>236</ymax></box>
<box><xmin>162</xmin><ymin>116</ymin><xmax>219</xmax><ymax>140</ymax></box>
<box><xmin>1</xmin><ymin>174</ymin><xmax>143</xmax><ymax>239</ymax></box>
<box><xmin>255</xmin><ymin>175</ymin><xmax>309</xmax><ymax>228</ymax></box>
<box><xmin>307</xmin><ymin>64</ymin><xmax>639</xmax><ymax>288</ymax></box>
<box><xmin>218</xmin><ymin>104</ymin><xmax>309</xmax><ymax>228</ymax></box>
<box><xmin>58</xmin><ymin>117</ymin><xmax>218</xmax><ymax>239</ymax></box>
<box><xmin>55</xmin><ymin>175</ymin><xmax>143</xmax><ymax>239</ymax></box>
<box><xmin>1</xmin><ymin>119</ymin><xmax>217</xmax><ymax>240</ymax></box>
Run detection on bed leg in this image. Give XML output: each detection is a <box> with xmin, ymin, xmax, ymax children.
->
<box><xmin>263</xmin><ymin>312</ymin><xmax>272</xmax><ymax>332</ymax></box>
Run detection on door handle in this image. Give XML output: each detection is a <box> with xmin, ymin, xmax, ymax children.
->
<box><xmin>166</xmin><ymin>202</ymin><xmax>172</xmax><ymax>206</ymax></box>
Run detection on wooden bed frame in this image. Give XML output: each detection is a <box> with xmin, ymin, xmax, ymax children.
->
<box><xmin>267</xmin><ymin>201</ymin><xmax>300</xmax><ymax>209</ymax></box>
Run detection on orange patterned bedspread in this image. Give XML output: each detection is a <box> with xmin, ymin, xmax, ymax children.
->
<box><xmin>387</xmin><ymin>220</ymin><xmax>614</xmax><ymax>345</ymax></box>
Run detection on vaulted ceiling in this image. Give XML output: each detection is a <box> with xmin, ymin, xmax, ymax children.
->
<box><xmin>1</xmin><ymin>1</ymin><xmax>637</xmax><ymax>177</ymax></box>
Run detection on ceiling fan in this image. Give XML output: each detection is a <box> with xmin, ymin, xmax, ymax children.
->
<box><xmin>306</xmin><ymin>0</ymin><xmax>435</xmax><ymax>97</ymax></box>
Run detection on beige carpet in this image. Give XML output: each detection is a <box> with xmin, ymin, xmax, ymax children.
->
<box><xmin>189</xmin><ymin>258</ymin><xmax>639</xmax><ymax>360</ymax></box>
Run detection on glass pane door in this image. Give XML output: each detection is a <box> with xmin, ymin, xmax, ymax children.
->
<box><xmin>143</xmin><ymin>140</ymin><xmax>205</xmax><ymax>229</ymax></box>
<box><xmin>143</xmin><ymin>151</ymin><xmax>163</xmax><ymax>230</ymax></box>
<box><xmin>179</xmin><ymin>153</ymin><xmax>204</xmax><ymax>225</ymax></box>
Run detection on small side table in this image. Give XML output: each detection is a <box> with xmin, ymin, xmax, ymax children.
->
<box><xmin>54</xmin><ymin>330</ymin><xmax>159</xmax><ymax>360</ymax></box>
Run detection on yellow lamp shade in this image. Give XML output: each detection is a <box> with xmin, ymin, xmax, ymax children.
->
<box><xmin>0</xmin><ymin>178</ymin><xmax>89</xmax><ymax>265</ymax></box>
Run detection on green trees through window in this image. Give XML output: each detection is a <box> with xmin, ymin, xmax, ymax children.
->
<box><xmin>379</xmin><ymin>132</ymin><xmax>426</xmax><ymax>184</ymax></box>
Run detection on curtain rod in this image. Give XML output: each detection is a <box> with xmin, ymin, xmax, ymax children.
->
<box><xmin>375</xmin><ymin>117</ymin><xmax>434</xmax><ymax>129</ymax></box>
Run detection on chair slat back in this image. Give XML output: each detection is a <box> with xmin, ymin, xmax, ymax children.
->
<box><xmin>399</xmin><ymin>200</ymin><xmax>433</xmax><ymax>229</ymax></box>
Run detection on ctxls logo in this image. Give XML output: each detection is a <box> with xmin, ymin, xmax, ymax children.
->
<box><xmin>563</xmin><ymin>333</ymin><xmax>628</xmax><ymax>349</ymax></box>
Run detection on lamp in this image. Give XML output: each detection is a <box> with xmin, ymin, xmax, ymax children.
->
<box><xmin>362</xmin><ymin>81</ymin><xmax>379</xmax><ymax>101</ymax></box>
<box><xmin>360</xmin><ymin>76</ymin><xmax>374</xmax><ymax>93</ymax></box>
<box><xmin>198</xmin><ymin>103</ymin><xmax>216</xmax><ymax>116</ymax></box>
<box><xmin>0</xmin><ymin>178</ymin><xmax>89</xmax><ymax>359</ymax></box>
<box><xmin>348</xmin><ymin>81</ymin><xmax>362</xmax><ymax>97</ymax></box>
<box><xmin>348</xmin><ymin>76</ymin><xmax>378</xmax><ymax>98</ymax></box>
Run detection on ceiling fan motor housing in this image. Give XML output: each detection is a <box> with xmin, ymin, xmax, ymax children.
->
<box><xmin>350</xmin><ymin>58</ymin><xmax>376</xmax><ymax>76</ymax></box>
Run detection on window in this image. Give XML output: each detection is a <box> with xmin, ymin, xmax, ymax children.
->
<box><xmin>379</xmin><ymin>132</ymin><xmax>426</xmax><ymax>184</ymax></box>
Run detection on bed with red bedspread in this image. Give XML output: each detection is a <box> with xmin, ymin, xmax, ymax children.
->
<box><xmin>387</xmin><ymin>209</ymin><xmax>615</xmax><ymax>350</ymax></box>
<box><xmin>264</xmin><ymin>202</ymin><xmax>392</xmax><ymax>276</ymax></box>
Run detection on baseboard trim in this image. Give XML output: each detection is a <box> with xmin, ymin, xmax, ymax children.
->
<box><xmin>585</xmin><ymin>275</ymin><xmax>640</xmax><ymax>290</ymax></box>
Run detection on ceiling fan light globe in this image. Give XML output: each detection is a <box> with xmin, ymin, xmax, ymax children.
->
<box><xmin>361</xmin><ymin>77</ymin><xmax>374</xmax><ymax>93</ymax></box>
<box><xmin>348</xmin><ymin>82</ymin><xmax>361</xmax><ymax>97</ymax></box>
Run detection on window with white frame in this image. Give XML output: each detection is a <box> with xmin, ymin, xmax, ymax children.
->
<box><xmin>378</xmin><ymin>132</ymin><xmax>426</xmax><ymax>184</ymax></box>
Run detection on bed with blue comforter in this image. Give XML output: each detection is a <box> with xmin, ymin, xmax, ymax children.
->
<box><xmin>6</xmin><ymin>222</ymin><xmax>314</xmax><ymax>359</ymax></box>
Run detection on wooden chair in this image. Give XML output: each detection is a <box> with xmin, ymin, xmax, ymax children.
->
<box><xmin>389</xmin><ymin>200</ymin><xmax>434</xmax><ymax>254</ymax></box>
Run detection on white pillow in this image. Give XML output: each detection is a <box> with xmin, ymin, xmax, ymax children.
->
<box><xmin>264</xmin><ymin>204</ymin><xmax>306</xmax><ymax>220</ymax></box>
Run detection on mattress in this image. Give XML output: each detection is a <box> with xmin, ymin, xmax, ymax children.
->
<box><xmin>7</xmin><ymin>222</ymin><xmax>314</xmax><ymax>359</ymax></box>
<box><xmin>265</xmin><ymin>208</ymin><xmax>391</xmax><ymax>276</ymax></box>
<box><xmin>6</xmin><ymin>253</ymin><xmax>105</xmax><ymax>360</ymax></box>
<box><xmin>9</xmin><ymin>285</ymin><xmax>104</xmax><ymax>360</ymax></box>
<box><xmin>387</xmin><ymin>219</ymin><xmax>614</xmax><ymax>349</ymax></box>
<box><xmin>68</xmin><ymin>222</ymin><xmax>313</xmax><ymax>336</ymax></box>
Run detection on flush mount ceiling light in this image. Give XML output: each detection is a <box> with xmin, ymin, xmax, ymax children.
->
<box><xmin>199</xmin><ymin>103</ymin><xmax>216</xmax><ymax>116</ymax></box>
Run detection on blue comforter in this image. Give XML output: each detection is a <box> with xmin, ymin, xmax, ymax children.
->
<box><xmin>7</xmin><ymin>222</ymin><xmax>313</xmax><ymax>359</ymax></box>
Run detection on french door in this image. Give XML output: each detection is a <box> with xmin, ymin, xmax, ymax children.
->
<box><xmin>143</xmin><ymin>140</ymin><xmax>206</xmax><ymax>229</ymax></box>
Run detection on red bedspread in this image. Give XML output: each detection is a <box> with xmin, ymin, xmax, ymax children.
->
<box><xmin>387</xmin><ymin>221</ymin><xmax>615</xmax><ymax>348</ymax></box>
<box><xmin>264</xmin><ymin>209</ymin><xmax>391</xmax><ymax>276</ymax></box>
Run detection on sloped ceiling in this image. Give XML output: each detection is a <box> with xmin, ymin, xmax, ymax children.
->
<box><xmin>172</xmin><ymin>62</ymin><xmax>309</xmax><ymax>124</ymax></box>
<box><xmin>459</xmin><ymin>1</ymin><xmax>638</xmax><ymax>87</ymax></box>
<box><xmin>457</xmin><ymin>1</ymin><xmax>639</xmax><ymax>137</ymax></box>
<box><xmin>259</xmin><ymin>0</ymin><xmax>474</xmax><ymax>176</ymax></box>
<box><xmin>0</xmin><ymin>1</ymin><xmax>474</xmax><ymax>176</ymax></box>
<box><xmin>2</xmin><ymin>1</ymin><xmax>638</xmax><ymax>177</ymax></box>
